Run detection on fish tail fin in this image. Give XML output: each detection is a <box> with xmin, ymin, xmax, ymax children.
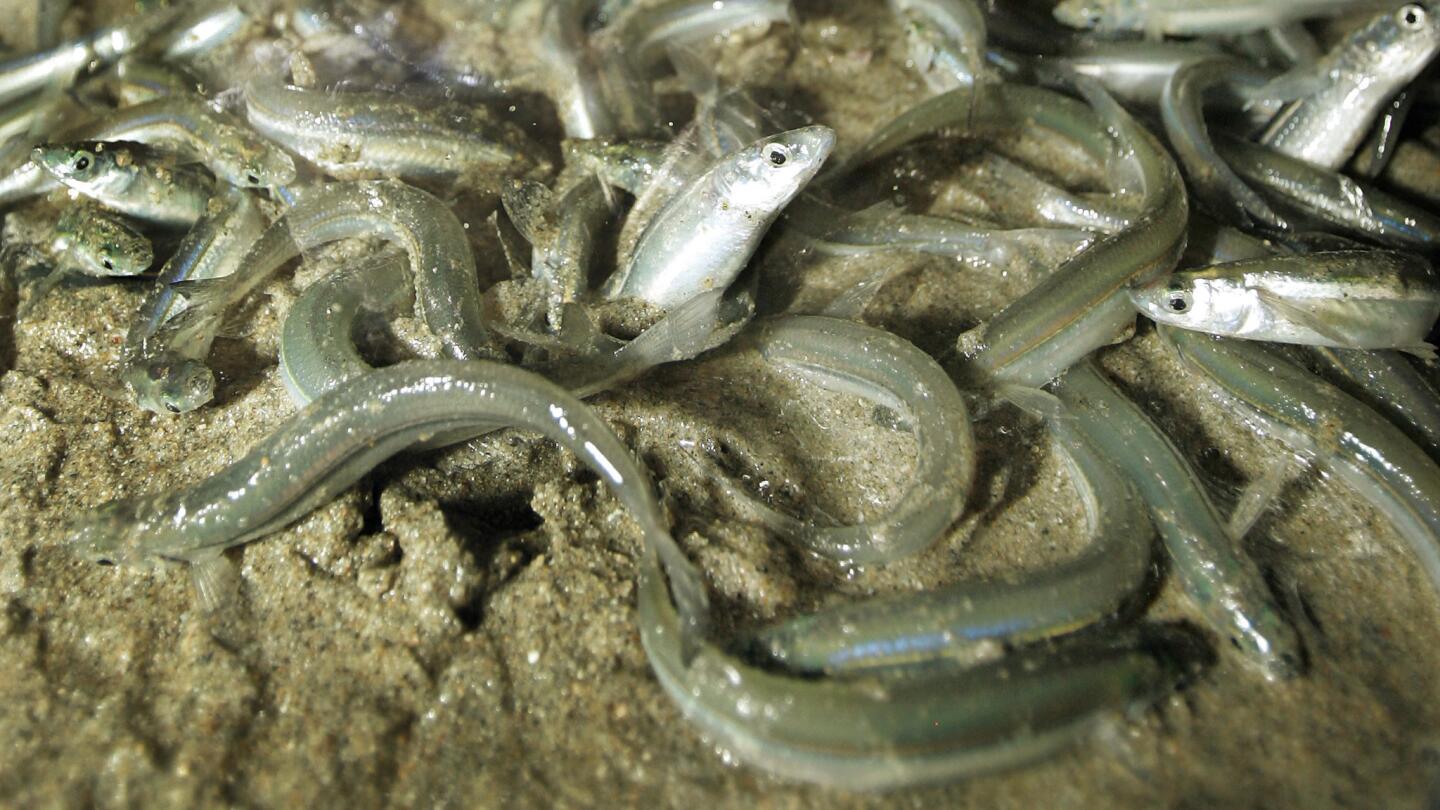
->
<box><xmin>170</xmin><ymin>275</ymin><xmax>235</xmax><ymax>314</ymax></box>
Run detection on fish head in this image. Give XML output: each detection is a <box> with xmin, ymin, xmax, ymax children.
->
<box><xmin>1347</xmin><ymin>4</ymin><xmax>1440</xmax><ymax>79</ymax></box>
<box><xmin>125</xmin><ymin>352</ymin><xmax>216</xmax><ymax>414</ymax></box>
<box><xmin>32</xmin><ymin>141</ymin><xmax>116</xmax><ymax>189</ymax></box>
<box><xmin>718</xmin><ymin>125</ymin><xmax>836</xmax><ymax>212</ymax></box>
<box><xmin>1052</xmin><ymin>0</ymin><xmax>1130</xmax><ymax>31</ymax></box>
<box><xmin>58</xmin><ymin>210</ymin><xmax>153</xmax><ymax>276</ymax></box>
<box><xmin>1128</xmin><ymin>274</ymin><xmax>1220</xmax><ymax>329</ymax></box>
<box><xmin>63</xmin><ymin>498</ymin><xmax>159</xmax><ymax>569</ymax></box>
<box><xmin>214</xmin><ymin>142</ymin><xmax>297</xmax><ymax>189</ymax></box>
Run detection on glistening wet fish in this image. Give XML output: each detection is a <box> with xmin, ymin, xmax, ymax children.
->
<box><xmin>754</xmin><ymin>391</ymin><xmax>1151</xmax><ymax>674</ymax></box>
<box><xmin>121</xmin><ymin>186</ymin><xmax>266</xmax><ymax>415</ymax></box>
<box><xmin>603</xmin><ymin>125</ymin><xmax>834</xmax><ymax>310</ymax></box>
<box><xmin>955</xmin><ymin>78</ymin><xmax>1188</xmax><ymax>392</ymax></box>
<box><xmin>1217</xmin><ymin>136</ymin><xmax>1440</xmax><ymax>255</ymax></box>
<box><xmin>31</xmin><ymin>140</ymin><xmax>211</xmax><ymax>228</ymax></box>
<box><xmin>66</xmin><ymin>359</ymin><xmax>708</xmax><ymax>637</ymax></box>
<box><xmin>1131</xmin><ymin>251</ymin><xmax>1440</xmax><ymax>358</ymax></box>
<box><xmin>1053</xmin><ymin>360</ymin><xmax>1303</xmax><ymax>680</ymax></box>
<box><xmin>165</xmin><ymin>180</ymin><xmax>502</xmax><ymax>407</ymax></box>
<box><xmin>243</xmin><ymin>80</ymin><xmax>546</xmax><ymax>182</ymax></box>
<box><xmin>1165</xmin><ymin>328</ymin><xmax>1440</xmax><ymax>598</ymax></box>
<box><xmin>1259</xmin><ymin>4</ymin><xmax>1440</xmax><ymax>170</ymax></box>
<box><xmin>66</xmin><ymin>95</ymin><xmax>297</xmax><ymax>188</ymax></box>
<box><xmin>1053</xmin><ymin>0</ymin><xmax>1395</xmax><ymax>37</ymax></box>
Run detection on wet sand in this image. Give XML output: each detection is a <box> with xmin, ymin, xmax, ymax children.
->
<box><xmin>2</xmin><ymin>1</ymin><xmax>1440</xmax><ymax>807</ymax></box>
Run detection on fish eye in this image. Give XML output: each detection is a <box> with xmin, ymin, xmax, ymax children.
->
<box><xmin>102</xmin><ymin>258</ymin><xmax>114</xmax><ymax>270</ymax></box>
<box><xmin>764</xmin><ymin>144</ymin><xmax>790</xmax><ymax>167</ymax></box>
<box><xmin>1399</xmin><ymin>4</ymin><xmax>1425</xmax><ymax>28</ymax></box>
<box><xmin>246</xmin><ymin>173</ymin><xmax>261</xmax><ymax>185</ymax></box>
<box><xmin>165</xmin><ymin>402</ymin><xmax>181</xmax><ymax>414</ymax></box>
<box><xmin>96</xmin><ymin>558</ymin><xmax>115</xmax><ymax>566</ymax></box>
<box><xmin>73</xmin><ymin>155</ymin><xmax>91</xmax><ymax>171</ymax></box>
<box><xmin>1167</xmin><ymin>294</ymin><xmax>1190</xmax><ymax>313</ymax></box>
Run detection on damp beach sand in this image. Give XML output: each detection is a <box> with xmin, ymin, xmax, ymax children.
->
<box><xmin>1</xmin><ymin>1</ymin><xmax>1440</xmax><ymax>807</ymax></box>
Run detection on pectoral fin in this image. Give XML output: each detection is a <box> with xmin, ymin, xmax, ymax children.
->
<box><xmin>187</xmin><ymin>551</ymin><xmax>238</xmax><ymax>612</ymax></box>
<box><xmin>1254</xmin><ymin>288</ymin><xmax>1354</xmax><ymax>346</ymax></box>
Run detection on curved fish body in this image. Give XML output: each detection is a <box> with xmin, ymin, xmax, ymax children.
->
<box><xmin>1054</xmin><ymin>361</ymin><xmax>1302</xmax><ymax>680</ymax></box>
<box><xmin>31</xmin><ymin>140</ymin><xmax>211</xmax><ymax>228</ymax></box>
<box><xmin>279</xmin><ymin>249</ymin><xmax>412</xmax><ymax>406</ymax></box>
<box><xmin>755</xmin><ymin>397</ymin><xmax>1150</xmax><ymax>674</ymax></box>
<box><xmin>706</xmin><ymin>316</ymin><xmax>975</xmax><ymax>564</ymax></box>
<box><xmin>1260</xmin><ymin>5</ymin><xmax>1440</xmax><ymax>170</ymax></box>
<box><xmin>282</xmin><ymin>270</ymin><xmax>747</xmax><ymax>409</ymax></box>
<box><xmin>168</xmin><ymin>180</ymin><xmax>498</xmax><ymax>380</ymax></box>
<box><xmin>243</xmin><ymin>80</ymin><xmax>546</xmax><ymax>182</ymax></box>
<box><xmin>1217</xmin><ymin>136</ymin><xmax>1440</xmax><ymax>254</ymax></box>
<box><xmin>611</xmin><ymin>0</ymin><xmax>794</xmax><ymax>73</ymax></box>
<box><xmin>1161</xmin><ymin>57</ymin><xmax>1283</xmax><ymax>228</ymax></box>
<box><xmin>1166</xmin><ymin>328</ymin><xmax>1440</xmax><ymax>596</ymax></box>
<box><xmin>642</xmin><ymin>550</ymin><xmax>1190</xmax><ymax>790</ymax></box>
<box><xmin>956</xmin><ymin>80</ymin><xmax>1188</xmax><ymax>390</ymax></box>
<box><xmin>1054</xmin><ymin>0</ymin><xmax>1394</xmax><ymax>36</ymax></box>
<box><xmin>604</xmin><ymin>125</ymin><xmax>834</xmax><ymax>310</ymax></box>
<box><xmin>1304</xmin><ymin>346</ymin><xmax>1440</xmax><ymax>462</ymax></box>
<box><xmin>121</xmin><ymin>187</ymin><xmax>266</xmax><ymax>414</ymax></box>
<box><xmin>1060</xmin><ymin>40</ymin><xmax>1218</xmax><ymax>106</ymax></box>
<box><xmin>502</xmin><ymin>175</ymin><xmax>614</xmax><ymax>326</ymax></box>
<box><xmin>65</xmin><ymin>360</ymin><xmax>698</xmax><ymax>607</ymax></box>
<box><xmin>52</xmin><ymin>205</ymin><xmax>152</xmax><ymax>277</ymax></box>
<box><xmin>1131</xmin><ymin>251</ymin><xmax>1440</xmax><ymax>357</ymax></box>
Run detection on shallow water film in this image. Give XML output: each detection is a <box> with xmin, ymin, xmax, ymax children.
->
<box><xmin>3</xmin><ymin>0</ymin><xmax>1440</xmax><ymax>806</ymax></box>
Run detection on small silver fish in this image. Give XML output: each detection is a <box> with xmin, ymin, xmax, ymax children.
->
<box><xmin>53</xmin><ymin>206</ymin><xmax>152</xmax><ymax>277</ymax></box>
<box><xmin>1131</xmin><ymin>250</ymin><xmax>1440</xmax><ymax>358</ymax></box>
<box><xmin>31</xmin><ymin>140</ymin><xmax>210</xmax><ymax>228</ymax></box>
<box><xmin>604</xmin><ymin>125</ymin><xmax>834</xmax><ymax>310</ymax></box>
<box><xmin>1054</xmin><ymin>0</ymin><xmax>1392</xmax><ymax>36</ymax></box>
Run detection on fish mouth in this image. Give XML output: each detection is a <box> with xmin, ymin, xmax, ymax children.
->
<box><xmin>792</xmin><ymin>125</ymin><xmax>838</xmax><ymax>161</ymax></box>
